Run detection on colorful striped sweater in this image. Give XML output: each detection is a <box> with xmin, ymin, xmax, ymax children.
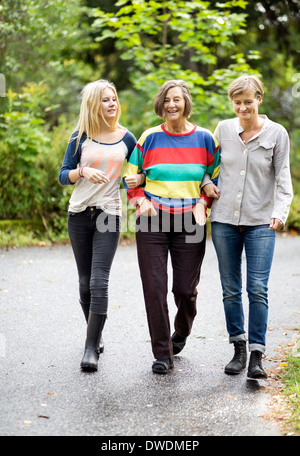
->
<box><xmin>123</xmin><ymin>123</ymin><xmax>220</xmax><ymax>213</ymax></box>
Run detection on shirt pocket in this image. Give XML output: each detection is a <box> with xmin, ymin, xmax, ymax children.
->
<box><xmin>250</xmin><ymin>141</ymin><xmax>275</xmax><ymax>179</ymax></box>
<box><xmin>258</xmin><ymin>140</ymin><xmax>275</xmax><ymax>153</ymax></box>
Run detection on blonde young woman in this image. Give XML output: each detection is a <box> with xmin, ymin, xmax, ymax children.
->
<box><xmin>59</xmin><ymin>80</ymin><xmax>136</xmax><ymax>371</ymax></box>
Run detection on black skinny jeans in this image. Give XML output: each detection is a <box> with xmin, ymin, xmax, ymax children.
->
<box><xmin>68</xmin><ymin>207</ymin><xmax>120</xmax><ymax>315</ymax></box>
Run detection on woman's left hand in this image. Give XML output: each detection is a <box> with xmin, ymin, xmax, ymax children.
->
<box><xmin>192</xmin><ymin>199</ymin><xmax>207</xmax><ymax>226</ymax></box>
<box><xmin>202</xmin><ymin>183</ymin><xmax>220</xmax><ymax>199</ymax></box>
<box><xmin>125</xmin><ymin>174</ymin><xmax>145</xmax><ymax>188</ymax></box>
<box><xmin>269</xmin><ymin>218</ymin><xmax>284</xmax><ymax>231</ymax></box>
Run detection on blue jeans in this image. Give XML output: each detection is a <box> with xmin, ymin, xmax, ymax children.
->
<box><xmin>211</xmin><ymin>222</ymin><xmax>275</xmax><ymax>353</ymax></box>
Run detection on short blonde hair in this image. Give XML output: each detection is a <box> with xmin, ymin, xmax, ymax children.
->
<box><xmin>72</xmin><ymin>79</ymin><xmax>121</xmax><ymax>152</ymax></box>
<box><xmin>154</xmin><ymin>80</ymin><xmax>193</xmax><ymax>118</ymax></box>
<box><xmin>228</xmin><ymin>75</ymin><xmax>264</xmax><ymax>100</ymax></box>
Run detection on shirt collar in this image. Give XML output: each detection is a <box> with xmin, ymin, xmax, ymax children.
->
<box><xmin>234</xmin><ymin>115</ymin><xmax>269</xmax><ymax>134</ymax></box>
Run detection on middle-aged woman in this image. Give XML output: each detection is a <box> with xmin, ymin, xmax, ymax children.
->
<box><xmin>58</xmin><ymin>79</ymin><xmax>136</xmax><ymax>371</ymax></box>
<box><xmin>204</xmin><ymin>75</ymin><xmax>293</xmax><ymax>379</ymax></box>
<box><xmin>123</xmin><ymin>79</ymin><xmax>220</xmax><ymax>374</ymax></box>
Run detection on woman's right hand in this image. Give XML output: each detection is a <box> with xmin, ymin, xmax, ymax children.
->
<box><xmin>82</xmin><ymin>167</ymin><xmax>110</xmax><ymax>184</ymax></box>
<box><xmin>138</xmin><ymin>198</ymin><xmax>157</xmax><ymax>217</ymax></box>
<box><xmin>192</xmin><ymin>198</ymin><xmax>207</xmax><ymax>226</ymax></box>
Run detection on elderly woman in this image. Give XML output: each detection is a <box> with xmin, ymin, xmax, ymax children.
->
<box><xmin>204</xmin><ymin>75</ymin><xmax>293</xmax><ymax>379</ymax></box>
<box><xmin>123</xmin><ymin>80</ymin><xmax>220</xmax><ymax>374</ymax></box>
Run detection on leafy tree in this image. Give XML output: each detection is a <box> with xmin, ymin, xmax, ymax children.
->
<box><xmin>223</xmin><ymin>0</ymin><xmax>300</xmax><ymax>230</ymax></box>
<box><xmin>0</xmin><ymin>0</ymin><xmax>299</xmax><ymax>236</ymax></box>
<box><xmin>90</xmin><ymin>0</ymin><xmax>259</xmax><ymax>128</ymax></box>
<box><xmin>0</xmin><ymin>0</ymin><xmax>92</xmax><ymax>121</ymax></box>
<box><xmin>79</xmin><ymin>0</ymin><xmax>132</xmax><ymax>90</ymax></box>
<box><xmin>229</xmin><ymin>0</ymin><xmax>300</xmax><ymax>127</ymax></box>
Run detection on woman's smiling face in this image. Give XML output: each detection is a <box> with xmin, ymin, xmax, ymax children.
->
<box><xmin>232</xmin><ymin>89</ymin><xmax>262</xmax><ymax>122</ymax></box>
<box><xmin>100</xmin><ymin>87</ymin><xmax>118</xmax><ymax>121</ymax></box>
<box><xmin>163</xmin><ymin>87</ymin><xmax>186</xmax><ymax>121</ymax></box>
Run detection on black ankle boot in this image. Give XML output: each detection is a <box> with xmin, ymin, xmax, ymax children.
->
<box><xmin>172</xmin><ymin>331</ymin><xmax>187</xmax><ymax>355</ymax></box>
<box><xmin>224</xmin><ymin>340</ymin><xmax>247</xmax><ymax>375</ymax></box>
<box><xmin>81</xmin><ymin>312</ymin><xmax>106</xmax><ymax>371</ymax></box>
<box><xmin>80</xmin><ymin>301</ymin><xmax>104</xmax><ymax>354</ymax></box>
<box><xmin>247</xmin><ymin>350</ymin><xmax>267</xmax><ymax>379</ymax></box>
<box><xmin>152</xmin><ymin>358</ymin><xmax>174</xmax><ymax>374</ymax></box>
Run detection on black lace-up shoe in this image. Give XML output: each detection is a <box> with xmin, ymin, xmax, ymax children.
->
<box><xmin>171</xmin><ymin>331</ymin><xmax>187</xmax><ymax>355</ymax></box>
<box><xmin>224</xmin><ymin>341</ymin><xmax>247</xmax><ymax>375</ymax></box>
<box><xmin>247</xmin><ymin>350</ymin><xmax>267</xmax><ymax>379</ymax></box>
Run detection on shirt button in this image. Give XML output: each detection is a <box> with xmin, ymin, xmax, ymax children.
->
<box><xmin>240</xmin><ymin>170</ymin><xmax>245</xmax><ymax>176</ymax></box>
<box><xmin>237</xmin><ymin>191</ymin><xmax>242</xmax><ymax>198</ymax></box>
<box><xmin>234</xmin><ymin>211</ymin><xmax>239</xmax><ymax>217</ymax></box>
<box><xmin>244</xmin><ymin>149</ymin><xmax>248</xmax><ymax>154</ymax></box>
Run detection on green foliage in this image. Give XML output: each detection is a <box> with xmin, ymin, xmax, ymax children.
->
<box><xmin>91</xmin><ymin>0</ymin><xmax>258</xmax><ymax>126</ymax></box>
<box><xmin>0</xmin><ymin>89</ymin><xmax>50</xmax><ymax>219</ymax></box>
<box><xmin>288</xmin><ymin>195</ymin><xmax>300</xmax><ymax>232</ymax></box>
<box><xmin>38</xmin><ymin>115</ymin><xmax>74</xmax><ymax>239</ymax></box>
<box><xmin>93</xmin><ymin>0</ymin><xmax>259</xmax><ymax>131</ymax></box>
<box><xmin>0</xmin><ymin>220</ymin><xmax>46</xmax><ymax>248</ymax></box>
<box><xmin>0</xmin><ymin>84</ymin><xmax>73</xmax><ymax>241</ymax></box>
<box><xmin>279</xmin><ymin>338</ymin><xmax>300</xmax><ymax>436</ymax></box>
<box><xmin>0</xmin><ymin>0</ymin><xmax>91</xmax><ymax>242</ymax></box>
<box><xmin>0</xmin><ymin>0</ymin><xmax>93</xmax><ymax>120</ymax></box>
<box><xmin>0</xmin><ymin>0</ymin><xmax>299</xmax><ymax>246</ymax></box>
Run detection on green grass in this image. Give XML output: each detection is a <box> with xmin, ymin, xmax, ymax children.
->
<box><xmin>0</xmin><ymin>219</ymin><xmax>68</xmax><ymax>248</ymax></box>
<box><xmin>279</xmin><ymin>337</ymin><xmax>300</xmax><ymax>436</ymax></box>
<box><xmin>0</xmin><ymin>220</ymin><xmax>46</xmax><ymax>248</ymax></box>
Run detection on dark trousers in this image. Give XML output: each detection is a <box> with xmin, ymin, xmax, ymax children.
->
<box><xmin>68</xmin><ymin>207</ymin><xmax>120</xmax><ymax>315</ymax></box>
<box><xmin>136</xmin><ymin>210</ymin><xmax>206</xmax><ymax>360</ymax></box>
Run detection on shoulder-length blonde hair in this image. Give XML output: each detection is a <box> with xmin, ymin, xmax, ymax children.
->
<box><xmin>154</xmin><ymin>79</ymin><xmax>193</xmax><ymax>119</ymax></box>
<box><xmin>72</xmin><ymin>79</ymin><xmax>121</xmax><ymax>152</ymax></box>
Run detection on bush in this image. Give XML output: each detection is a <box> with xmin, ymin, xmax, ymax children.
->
<box><xmin>0</xmin><ymin>109</ymin><xmax>50</xmax><ymax>219</ymax></box>
<box><xmin>0</xmin><ymin>86</ymin><xmax>73</xmax><ymax>242</ymax></box>
<box><xmin>0</xmin><ymin>82</ymin><xmax>299</xmax><ymax>248</ymax></box>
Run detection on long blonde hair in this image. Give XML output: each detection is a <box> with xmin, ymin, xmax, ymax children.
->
<box><xmin>72</xmin><ymin>79</ymin><xmax>121</xmax><ymax>153</ymax></box>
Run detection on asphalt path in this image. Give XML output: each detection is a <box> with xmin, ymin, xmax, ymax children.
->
<box><xmin>0</xmin><ymin>234</ymin><xmax>299</xmax><ymax>439</ymax></box>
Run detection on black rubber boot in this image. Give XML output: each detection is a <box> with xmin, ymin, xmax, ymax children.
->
<box><xmin>79</xmin><ymin>299</ymin><xmax>89</xmax><ymax>322</ymax></box>
<box><xmin>247</xmin><ymin>350</ymin><xmax>267</xmax><ymax>379</ymax></box>
<box><xmin>80</xmin><ymin>300</ymin><xmax>104</xmax><ymax>354</ymax></box>
<box><xmin>224</xmin><ymin>340</ymin><xmax>247</xmax><ymax>375</ymax></box>
<box><xmin>80</xmin><ymin>312</ymin><xmax>106</xmax><ymax>371</ymax></box>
